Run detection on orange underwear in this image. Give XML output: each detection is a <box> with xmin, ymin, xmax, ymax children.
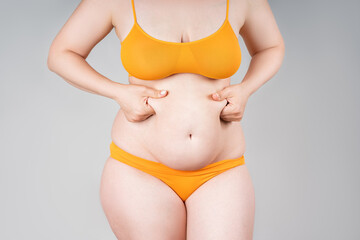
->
<box><xmin>109</xmin><ymin>141</ymin><xmax>245</xmax><ymax>202</ymax></box>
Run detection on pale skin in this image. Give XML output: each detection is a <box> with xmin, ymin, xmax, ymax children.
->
<box><xmin>48</xmin><ymin>0</ymin><xmax>284</xmax><ymax>239</ymax></box>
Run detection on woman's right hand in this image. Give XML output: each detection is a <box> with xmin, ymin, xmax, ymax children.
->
<box><xmin>114</xmin><ymin>84</ymin><xmax>168</xmax><ymax>122</ymax></box>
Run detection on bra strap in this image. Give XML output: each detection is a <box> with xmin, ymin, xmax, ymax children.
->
<box><xmin>131</xmin><ymin>0</ymin><xmax>137</xmax><ymax>23</ymax></box>
<box><xmin>226</xmin><ymin>0</ymin><xmax>229</xmax><ymax>19</ymax></box>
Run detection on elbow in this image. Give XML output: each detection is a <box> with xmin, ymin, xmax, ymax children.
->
<box><xmin>269</xmin><ymin>36</ymin><xmax>285</xmax><ymax>68</ymax></box>
<box><xmin>278</xmin><ymin>37</ymin><xmax>286</xmax><ymax>65</ymax></box>
<box><xmin>277</xmin><ymin>35</ymin><xmax>285</xmax><ymax>56</ymax></box>
<box><xmin>47</xmin><ymin>45</ymin><xmax>58</xmax><ymax>72</ymax></box>
<box><xmin>279</xmin><ymin>38</ymin><xmax>285</xmax><ymax>56</ymax></box>
<box><xmin>47</xmin><ymin>43</ymin><xmax>64</xmax><ymax>72</ymax></box>
<box><xmin>47</xmin><ymin>54</ymin><xmax>55</xmax><ymax>72</ymax></box>
<box><xmin>267</xmin><ymin>39</ymin><xmax>286</xmax><ymax>70</ymax></box>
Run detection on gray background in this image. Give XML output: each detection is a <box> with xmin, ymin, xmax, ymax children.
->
<box><xmin>1</xmin><ymin>0</ymin><xmax>359</xmax><ymax>239</ymax></box>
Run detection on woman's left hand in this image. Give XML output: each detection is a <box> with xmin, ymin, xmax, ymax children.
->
<box><xmin>211</xmin><ymin>83</ymin><xmax>250</xmax><ymax>122</ymax></box>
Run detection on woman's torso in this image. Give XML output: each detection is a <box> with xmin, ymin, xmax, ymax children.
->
<box><xmin>111</xmin><ymin>0</ymin><xmax>247</xmax><ymax>171</ymax></box>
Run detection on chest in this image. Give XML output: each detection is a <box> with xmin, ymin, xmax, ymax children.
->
<box><xmin>113</xmin><ymin>0</ymin><xmax>246</xmax><ymax>44</ymax></box>
<box><xmin>112</xmin><ymin>0</ymin><xmax>246</xmax><ymax>80</ymax></box>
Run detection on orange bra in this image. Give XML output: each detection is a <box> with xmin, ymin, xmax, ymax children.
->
<box><xmin>120</xmin><ymin>0</ymin><xmax>241</xmax><ymax>80</ymax></box>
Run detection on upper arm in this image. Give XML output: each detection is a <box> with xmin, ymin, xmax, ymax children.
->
<box><xmin>48</xmin><ymin>0</ymin><xmax>114</xmax><ymax>59</ymax></box>
<box><xmin>239</xmin><ymin>0</ymin><xmax>284</xmax><ymax>57</ymax></box>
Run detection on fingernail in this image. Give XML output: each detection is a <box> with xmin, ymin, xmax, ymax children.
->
<box><xmin>160</xmin><ymin>90</ymin><xmax>167</xmax><ymax>95</ymax></box>
<box><xmin>213</xmin><ymin>93</ymin><xmax>219</xmax><ymax>99</ymax></box>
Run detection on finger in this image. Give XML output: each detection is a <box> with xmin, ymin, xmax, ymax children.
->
<box><xmin>212</xmin><ymin>87</ymin><xmax>231</xmax><ymax>101</ymax></box>
<box><xmin>144</xmin><ymin>87</ymin><xmax>168</xmax><ymax>98</ymax></box>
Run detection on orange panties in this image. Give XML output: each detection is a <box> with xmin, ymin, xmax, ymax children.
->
<box><xmin>109</xmin><ymin>141</ymin><xmax>245</xmax><ymax>202</ymax></box>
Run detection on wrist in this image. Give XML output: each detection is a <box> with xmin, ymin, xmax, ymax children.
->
<box><xmin>237</xmin><ymin>81</ymin><xmax>253</xmax><ymax>98</ymax></box>
<box><xmin>109</xmin><ymin>81</ymin><xmax>127</xmax><ymax>103</ymax></box>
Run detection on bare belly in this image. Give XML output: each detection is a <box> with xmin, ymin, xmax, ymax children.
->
<box><xmin>111</xmin><ymin>74</ymin><xmax>246</xmax><ymax>171</ymax></box>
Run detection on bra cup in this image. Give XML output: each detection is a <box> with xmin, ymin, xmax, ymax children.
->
<box><xmin>189</xmin><ymin>26</ymin><xmax>241</xmax><ymax>79</ymax></box>
<box><xmin>120</xmin><ymin>20</ymin><xmax>241</xmax><ymax>80</ymax></box>
<box><xmin>121</xmin><ymin>30</ymin><xmax>181</xmax><ymax>80</ymax></box>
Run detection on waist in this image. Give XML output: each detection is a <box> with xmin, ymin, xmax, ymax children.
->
<box><xmin>111</xmin><ymin>75</ymin><xmax>246</xmax><ymax>170</ymax></box>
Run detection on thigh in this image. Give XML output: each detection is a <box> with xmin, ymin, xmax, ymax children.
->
<box><xmin>185</xmin><ymin>164</ymin><xmax>255</xmax><ymax>240</ymax></box>
<box><xmin>100</xmin><ymin>157</ymin><xmax>187</xmax><ymax>240</ymax></box>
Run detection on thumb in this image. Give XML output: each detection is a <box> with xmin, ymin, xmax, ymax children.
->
<box><xmin>212</xmin><ymin>89</ymin><xmax>228</xmax><ymax>101</ymax></box>
<box><xmin>146</xmin><ymin>88</ymin><xmax>168</xmax><ymax>98</ymax></box>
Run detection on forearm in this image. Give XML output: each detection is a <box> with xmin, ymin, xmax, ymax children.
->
<box><xmin>47</xmin><ymin>49</ymin><xmax>125</xmax><ymax>100</ymax></box>
<box><xmin>239</xmin><ymin>44</ymin><xmax>285</xmax><ymax>97</ymax></box>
